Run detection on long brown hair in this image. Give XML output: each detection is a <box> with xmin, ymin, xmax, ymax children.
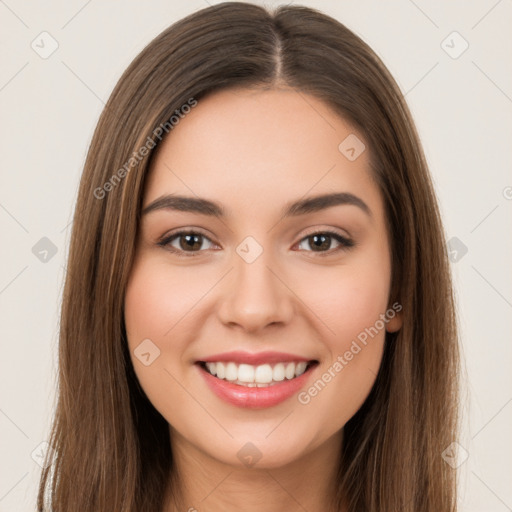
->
<box><xmin>37</xmin><ymin>3</ymin><xmax>460</xmax><ymax>511</ymax></box>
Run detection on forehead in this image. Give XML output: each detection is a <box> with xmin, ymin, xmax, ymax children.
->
<box><xmin>144</xmin><ymin>87</ymin><xmax>383</xmax><ymax>218</ymax></box>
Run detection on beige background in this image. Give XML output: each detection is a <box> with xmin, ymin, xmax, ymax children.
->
<box><xmin>0</xmin><ymin>0</ymin><xmax>511</xmax><ymax>510</ymax></box>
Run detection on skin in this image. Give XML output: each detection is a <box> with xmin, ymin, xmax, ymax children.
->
<box><xmin>124</xmin><ymin>87</ymin><xmax>402</xmax><ymax>512</ymax></box>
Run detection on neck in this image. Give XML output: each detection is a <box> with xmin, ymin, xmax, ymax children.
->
<box><xmin>162</xmin><ymin>428</ymin><xmax>344</xmax><ymax>512</ymax></box>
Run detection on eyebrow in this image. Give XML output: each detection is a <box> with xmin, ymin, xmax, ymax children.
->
<box><xmin>141</xmin><ymin>191</ymin><xmax>372</xmax><ymax>219</ymax></box>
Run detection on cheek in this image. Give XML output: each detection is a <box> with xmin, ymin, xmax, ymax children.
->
<box><xmin>124</xmin><ymin>256</ymin><xmax>223</xmax><ymax>409</ymax></box>
<box><xmin>297</xmin><ymin>250</ymin><xmax>391</xmax><ymax>352</ymax></box>
<box><xmin>291</xmin><ymin>247</ymin><xmax>391</xmax><ymax>431</ymax></box>
<box><xmin>123</xmin><ymin>258</ymin><xmax>203</xmax><ymax>422</ymax></box>
<box><xmin>124</xmin><ymin>258</ymin><xmax>206</xmax><ymax>345</ymax></box>
<box><xmin>123</xmin><ymin>257</ymin><xmax>187</xmax><ymax>390</ymax></box>
<box><xmin>337</xmin><ymin>269</ymin><xmax>389</xmax><ymax>343</ymax></box>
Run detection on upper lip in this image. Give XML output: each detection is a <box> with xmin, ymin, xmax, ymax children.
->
<box><xmin>197</xmin><ymin>351</ymin><xmax>317</xmax><ymax>366</ymax></box>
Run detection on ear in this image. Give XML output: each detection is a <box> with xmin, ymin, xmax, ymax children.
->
<box><xmin>385</xmin><ymin>302</ymin><xmax>403</xmax><ymax>333</ymax></box>
<box><xmin>386</xmin><ymin>312</ymin><xmax>403</xmax><ymax>332</ymax></box>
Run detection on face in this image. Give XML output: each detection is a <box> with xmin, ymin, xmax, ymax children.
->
<box><xmin>124</xmin><ymin>87</ymin><xmax>402</xmax><ymax>469</ymax></box>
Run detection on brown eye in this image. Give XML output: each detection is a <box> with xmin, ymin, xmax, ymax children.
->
<box><xmin>297</xmin><ymin>231</ymin><xmax>354</xmax><ymax>254</ymax></box>
<box><xmin>178</xmin><ymin>233</ymin><xmax>203</xmax><ymax>251</ymax></box>
<box><xmin>158</xmin><ymin>230</ymin><xmax>216</xmax><ymax>257</ymax></box>
<box><xmin>307</xmin><ymin>233</ymin><xmax>331</xmax><ymax>251</ymax></box>
<box><xmin>158</xmin><ymin>229</ymin><xmax>354</xmax><ymax>258</ymax></box>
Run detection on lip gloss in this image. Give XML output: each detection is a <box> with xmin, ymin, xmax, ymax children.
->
<box><xmin>196</xmin><ymin>362</ymin><xmax>316</xmax><ymax>409</ymax></box>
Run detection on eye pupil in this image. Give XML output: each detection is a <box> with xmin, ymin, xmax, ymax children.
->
<box><xmin>181</xmin><ymin>234</ymin><xmax>202</xmax><ymax>251</ymax></box>
<box><xmin>163</xmin><ymin>230</ymin><xmax>349</xmax><ymax>257</ymax></box>
<box><xmin>310</xmin><ymin>234</ymin><xmax>330</xmax><ymax>251</ymax></box>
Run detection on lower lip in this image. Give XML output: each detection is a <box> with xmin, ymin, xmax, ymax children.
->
<box><xmin>196</xmin><ymin>362</ymin><xmax>317</xmax><ymax>409</ymax></box>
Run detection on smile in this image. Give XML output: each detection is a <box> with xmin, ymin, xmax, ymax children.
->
<box><xmin>195</xmin><ymin>352</ymin><xmax>319</xmax><ymax>408</ymax></box>
<box><xmin>201</xmin><ymin>361</ymin><xmax>312</xmax><ymax>387</ymax></box>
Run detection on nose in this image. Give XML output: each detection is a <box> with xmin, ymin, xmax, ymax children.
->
<box><xmin>217</xmin><ymin>249</ymin><xmax>295</xmax><ymax>334</ymax></box>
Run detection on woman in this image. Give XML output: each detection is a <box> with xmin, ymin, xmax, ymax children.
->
<box><xmin>37</xmin><ymin>2</ymin><xmax>460</xmax><ymax>511</ymax></box>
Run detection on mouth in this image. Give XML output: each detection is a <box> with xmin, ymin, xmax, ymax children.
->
<box><xmin>197</xmin><ymin>360</ymin><xmax>318</xmax><ymax>387</ymax></box>
<box><xmin>195</xmin><ymin>357</ymin><xmax>319</xmax><ymax>409</ymax></box>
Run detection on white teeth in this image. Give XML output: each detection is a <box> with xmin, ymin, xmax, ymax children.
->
<box><xmin>273</xmin><ymin>363</ymin><xmax>285</xmax><ymax>381</ymax></box>
<box><xmin>295</xmin><ymin>362</ymin><xmax>307</xmax><ymax>377</ymax></box>
<box><xmin>238</xmin><ymin>363</ymin><xmax>255</xmax><ymax>382</ymax></box>
<box><xmin>225</xmin><ymin>362</ymin><xmax>238</xmax><ymax>381</ymax></box>
<box><xmin>254</xmin><ymin>364</ymin><xmax>273</xmax><ymax>383</ymax></box>
<box><xmin>285</xmin><ymin>362</ymin><xmax>295</xmax><ymax>379</ymax></box>
<box><xmin>202</xmin><ymin>360</ymin><xmax>313</xmax><ymax>385</ymax></box>
<box><xmin>216</xmin><ymin>362</ymin><xmax>225</xmax><ymax>379</ymax></box>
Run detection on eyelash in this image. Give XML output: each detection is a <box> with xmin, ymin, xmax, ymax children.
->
<box><xmin>157</xmin><ymin>228</ymin><xmax>355</xmax><ymax>258</ymax></box>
